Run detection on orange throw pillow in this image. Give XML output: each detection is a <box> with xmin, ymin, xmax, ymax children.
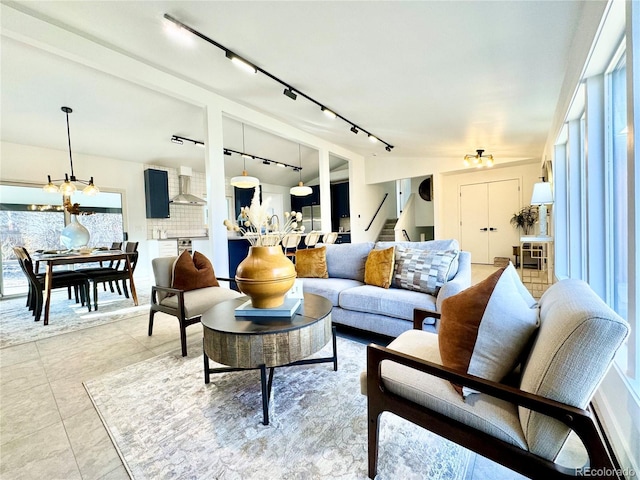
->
<box><xmin>171</xmin><ymin>250</ymin><xmax>219</xmax><ymax>291</ymax></box>
<box><xmin>295</xmin><ymin>246</ymin><xmax>329</xmax><ymax>278</ymax></box>
<box><xmin>364</xmin><ymin>246</ymin><xmax>395</xmax><ymax>288</ymax></box>
<box><xmin>439</xmin><ymin>264</ymin><xmax>538</xmax><ymax>398</ymax></box>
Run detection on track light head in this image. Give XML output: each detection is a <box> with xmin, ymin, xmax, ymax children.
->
<box><xmin>263</xmin><ymin>160</ymin><xmax>270</xmax><ymax>165</ymax></box>
<box><xmin>350</xmin><ymin>126</ymin><xmax>359</xmax><ymax>134</ymax></box>
<box><xmin>224</xmin><ymin>149</ymin><xmax>232</xmax><ymax>156</ymax></box>
<box><xmin>225</xmin><ymin>51</ymin><xmax>257</xmax><ymax>74</ymax></box>
<box><xmin>321</xmin><ymin>107</ymin><xmax>337</xmax><ymax>119</ymax></box>
<box><xmin>283</xmin><ymin>88</ymin><xmax>297</xmax><ymax>100</ymax></box>
<box><xmin>171</xmin><ymin>136</ymin><xmax>183</xmax><ymax>145</ymax></box>
<box><xmin>368</xmin><ymin>134</ymin><xmax>378</xmax><ymax>143</ymax></box>
<box><xmin>385</xmin><ymin>146</ymin><xmax>391</xmax><ymax>152</ymax></box>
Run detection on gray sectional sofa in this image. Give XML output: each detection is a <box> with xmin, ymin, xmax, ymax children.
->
<box><xmin>301</xmin><ymin>239</ymin><xmax>471</xmax><ymax>338</ymax></box>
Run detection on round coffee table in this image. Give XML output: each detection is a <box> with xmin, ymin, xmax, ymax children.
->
<box><xmin>201</xmin><ymin>292</ymin><xmax>337</xmax><ymax>425</ymax></box>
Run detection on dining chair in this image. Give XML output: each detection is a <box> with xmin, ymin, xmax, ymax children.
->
<box><xmin>12</xmin><ymin>247</ymin><xmax>91</xmax><ymax>321</ymax></box>
<box><xmin>281</xmin><ymin>233</ymin><xmax>302</xmax><ymax>262</ymax></box>
<box><xmin>84</xmin><ymin>244</ymin><xmax>139</xmax><ymax>310</ymax></box>
<box><xmin>322</xmin><ymin>232</ymin><xmax>338</xmax><ymax>244</ymax></box>
<box><xmin>304</xmin><ymin>231</ymin><xmax>321</xmax><ymax>248</ymax></box>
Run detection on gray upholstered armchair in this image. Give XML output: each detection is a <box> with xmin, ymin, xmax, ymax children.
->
<box><xmin>364</xmin><ymin>279</ymin><xmax>629</xmax><ymax>479</ymax></box>
<box><xmin>148</xmin><ymin>256</ymin><xmax>242</xmax><ymax>356</ymax></box>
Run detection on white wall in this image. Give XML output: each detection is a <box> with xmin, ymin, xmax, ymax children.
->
<box><xmin>411</xmin><ymin>176</ymin><xmax>434</xmax><ymax>226</ymax></box>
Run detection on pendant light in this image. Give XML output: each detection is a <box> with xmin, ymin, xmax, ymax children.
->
<box><xmin>230</xmin><ymin>123</ymin><xmax>260</xmax><ymax>188</ymax></box>
<box><xmin>290</xmin><ymin>144</ymin><xmax>312</xmax><ymax>196</ymax></box>
<box><xmin>43</xmin><ymin>107</ymin><xmax>100</xmax><ymax>196</ymax></box>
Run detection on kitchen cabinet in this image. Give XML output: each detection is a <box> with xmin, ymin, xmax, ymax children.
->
<box><xmin>144</xmin><ymin>169</ymin><xmax>170</xmax><ymax>219</ymax></box>
<box><xmin>192</xmin><ymin>238</ymin><xmax>212</xmax><ymax>260</ymax></box>
<box><xmin>148</xmin><ymin>239</ymin><xmax>178</xmax><ymax>259</ymax></box>
<box><xmin>330</xmin><ymin>182</ymin><xmax>350</xmax><ymax>232</ymax></box>
<box><xmin>290</xmin><ymin>185</ymin><xmax>319</xmax><ymax>212</ymax></box>
<box><xmin>235</xmin><ymin>186</ymin><xmax>259</xmax><ymax>219</ymax></box>
<box><xmin>335</xmin><ymin>233</ymin><xmax>351</xmax><ymax>244</ymax></box>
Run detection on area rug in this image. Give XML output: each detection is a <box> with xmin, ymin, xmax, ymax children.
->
<box><xmin>0</xmin><ymin>286</ymin><xmax>150</xmax><ymax>349</ymax></box>
<box><xmin>85</xmin><ymin>337</ymin><xmax>472</xmax><ymax>479</ymax></box>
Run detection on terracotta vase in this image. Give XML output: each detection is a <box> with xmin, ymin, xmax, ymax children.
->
<box><xmin>235</xmin><ymin>246</ymin><xmax>296</xmax><ymax>308</ymax></box>
<box><xmin>60</xmin><ymin>214</ymin><xmax>90</xmax><ymax>249</ymax></box>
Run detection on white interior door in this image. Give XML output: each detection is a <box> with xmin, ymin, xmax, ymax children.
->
<box><xmin>460</xmin><ymin>179</ymin><xmax>520</xmax><ymax>264</ymax></box>
<box><xmin>460</xmin><ymin>183</ymin><xmax>490</xmax><ymax>264</ymax></box>
<box><xmin>488</xmin><ymin>179</ymin><xmax>520</xmax><ymax>261</ymax></box>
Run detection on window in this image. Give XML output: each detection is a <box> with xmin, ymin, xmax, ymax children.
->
<box><xmin>0</xmin><ymin>183</ymin><xmax>124</xmax><ymax>297</ymax></box>
<box><xmin>608</xmin><ymin>56</ymin><xmax>628</xmax><ymax>321</ymax></box>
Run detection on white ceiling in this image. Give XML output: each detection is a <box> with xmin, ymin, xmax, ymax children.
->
<box><xmin>1</xmin><ymin>1</ymin><xmax>586</xmax><ymax>186</ymax></box>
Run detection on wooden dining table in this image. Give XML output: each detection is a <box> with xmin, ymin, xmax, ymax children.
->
<box><xmin>33</xmin><ymin>250</ymin><xmax>138</xmax><ymax>325</ymax></box>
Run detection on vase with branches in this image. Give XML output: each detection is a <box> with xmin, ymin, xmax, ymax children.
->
<box><xmin>510</xmin><ymin>205</ymin><xmax>538</xmax><ymax>235</ymax></box>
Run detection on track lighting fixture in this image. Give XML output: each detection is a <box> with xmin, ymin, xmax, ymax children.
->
<box><xmin>223</xmin><ymin>148</ymin><xmax>299</xmax><ymax>170</ymax></box>
<box><xmin>163</xmin><ymin>13</ymin><xmax>395</xmax><ymax>152</ymax></box>
<box><xmin>171</xmin><ymin>135</ymin><xmax>204</xmax><ymax>147</ymax></box>
<box><xmin>368</xmin><ymin>135</ymin><xmax>378</xmax><ymax>143</ymax></box>
<box><xmin>463</xmin><ymin>149</ymin><xmax>494</xmax><ymax>168</ymax></box>
<box><xmin>283</xmin><ymin>88</ymin><xmax>297</xmax><ymax>101</ymax></box>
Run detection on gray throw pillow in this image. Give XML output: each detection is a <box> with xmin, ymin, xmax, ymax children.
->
<box><xmin>393</xmin><ymin>247</ymin><xmax>459</xmax><ymax>295</ymax></box>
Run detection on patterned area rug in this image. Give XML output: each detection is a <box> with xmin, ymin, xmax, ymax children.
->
<box><xmin>0</xmin><ymin>286</ymin><xmax>150</xmax><ymax>349</ymax></box>
<box><xmin>85</xmin><ymin>337</ymin><xmax>472</xmax><ymax>479</ymax></box>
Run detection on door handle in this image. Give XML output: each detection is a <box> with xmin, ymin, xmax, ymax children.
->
<box><xmin>489</xmin><ymin>228</ymin><xmax>497</xmax><ymax>231</ymax></box>
<box><xmin>480</xmin><ymin>228</ymin><xmax>488</xmax><ymax>231</ymax></box>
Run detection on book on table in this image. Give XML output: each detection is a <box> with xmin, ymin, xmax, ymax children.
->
<box><xmin>234</xmin><ymin>297</ymin><xmax>301</xmax><ymax>318</ymax></box>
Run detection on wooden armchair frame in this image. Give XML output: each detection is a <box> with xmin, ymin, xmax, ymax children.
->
<box><xmin>367</xmin><ymin>310</ymin><xmax>620</xmax><ymax>480</ymax></box>
<box><xmin>148</xmin><ymin>277</ymin><xmax>235</xmax><ymax>357</ymax></box>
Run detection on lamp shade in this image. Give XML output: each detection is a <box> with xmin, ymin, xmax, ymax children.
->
<box><xmin>290</xmin><ymin>182</ymin><xmax>312</xmax><ymax>196</ymax></box>
<box><xmin>531</xmin><ymin>182</ymin><xmax>553</xmax><ymax>205</ymax></box>
<box><xmin>230</xmin><ymin>170</ymin><xmax>260</xmax><ymax>188</ymax></box>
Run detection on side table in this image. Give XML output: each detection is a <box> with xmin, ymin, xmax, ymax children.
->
<box><xmin>519</xmin><ymin>235</ymin><xmax>554</xmax><ymax>298</ymax></box>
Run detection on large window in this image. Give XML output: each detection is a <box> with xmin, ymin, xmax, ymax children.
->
<box><xmin>0</xmin><ymin>183</ymin><xmax>124</xmax><ymax>296</ymax></box>
<box><xmin>609</xmin><ymin>56</ymin><xmax>628</xmax><ymax>321</ymax></box>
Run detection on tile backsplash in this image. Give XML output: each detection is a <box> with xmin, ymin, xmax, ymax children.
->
<box><xmin>145</xmin><ymin>165</ymin><xmax>208</xmax><ymax>239</ymax></box>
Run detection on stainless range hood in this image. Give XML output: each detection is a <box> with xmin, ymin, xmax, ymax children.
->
<box><xmin>170</xmin><ymin>166</ymin><xmax>206</xmax><ymax>206</ymax></box>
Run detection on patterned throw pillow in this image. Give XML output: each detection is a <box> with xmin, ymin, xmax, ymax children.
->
<box><xmin>393</xmin><ymin>247</ymin><xmax>459</xmax><ymax>296</ymax></box>
<box><xmin>439</xmin><ymin>263</ymin><xmax>539</xmax><ymax>399</ymax></box>
<box><xmin>295</xmin><ymin>246</ymin><xmax>329</xmax><ymax>278</ymax></box>
<box><xmin>171</xmin><ymin>250</ymin><xmax>219</xmax><ymax>291</ymax></box>
<box><xmin>364</xmin><ymin>246</ymin><xmax>395</xmax><ymax>288</ymax></box>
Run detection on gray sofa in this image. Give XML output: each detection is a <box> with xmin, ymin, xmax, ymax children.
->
<box><xmin>301</xmin><ymin>240</ymin><xmax>471</xmax><ymax>338</ymax></box>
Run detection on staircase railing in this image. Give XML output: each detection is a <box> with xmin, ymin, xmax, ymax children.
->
<box><xmin>402</xmin><ymin>229</ymin><xmax>410</xmax><ymax>241</ymax></box>
<box><xmin>365</xmin><ymin>193</ymin><xmax>388</xmax><ymax>232</ymax></box>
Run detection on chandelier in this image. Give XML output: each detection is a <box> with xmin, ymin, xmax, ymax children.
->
<box><xmin>43</xmin><ymin>107</ymin><xmax>99</xmax><ymax>196</ymax></box>
<box><xmin>463</xmin><ymin>149</ymin><xmax>494</xmax><ymax>168</ymax></box>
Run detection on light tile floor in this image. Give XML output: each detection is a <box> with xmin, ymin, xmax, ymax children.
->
<box><xmin>0</xmin><ymin>265</ymin><xmax>579</xmax><ymax>480</ymax></box>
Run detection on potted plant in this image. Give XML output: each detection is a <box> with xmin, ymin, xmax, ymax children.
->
<box><xmin>510</xmin><ymin>205</ymin><xmax>538</xmax><ymax>235</ymax></box>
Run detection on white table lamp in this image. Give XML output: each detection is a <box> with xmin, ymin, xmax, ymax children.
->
<box><xmin>531</xmin><ymin>182</ymin><xmax>553</xmax><ymax>236</ymax></box>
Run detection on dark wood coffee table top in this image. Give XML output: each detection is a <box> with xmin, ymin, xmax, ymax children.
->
<box><xmin>201</xmin><ymin>292</ymin><xmax>332</xmax><ymax>335</ymax></box>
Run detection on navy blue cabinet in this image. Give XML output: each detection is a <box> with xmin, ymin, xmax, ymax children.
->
<box><xmin>144</xmin><ymin>169</ymin><xmax>169</xmax><ymax>219</ymax></box>
<box><xmin>235</xmin><ymin>187</ymin><xmax>260</xmax><ymax>220</ymax></box>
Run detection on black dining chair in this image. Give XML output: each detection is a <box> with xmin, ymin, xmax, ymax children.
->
<box><xmin>12</xmin><ymin>247</ymin><xmax>91</xmax><ymax>322</ymax></box>
<box><xmin>84</xmin><ymin>242</ymin><xmax>139</xmax><ymax>310</ymax></box>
